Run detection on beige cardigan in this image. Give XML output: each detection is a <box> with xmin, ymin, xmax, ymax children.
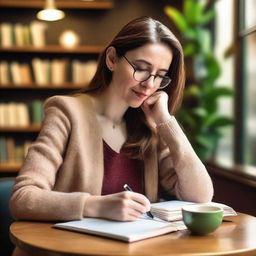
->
<box><xmin>10</xmin><ymin>93</ymin><xmax>213</xmax><ymax>221</ymax></box>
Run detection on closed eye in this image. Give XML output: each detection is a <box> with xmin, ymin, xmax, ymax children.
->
<box><xmin>135</xmin><ymin>67</ymin><xmax>149</xmax><ymax>72</ymax></box>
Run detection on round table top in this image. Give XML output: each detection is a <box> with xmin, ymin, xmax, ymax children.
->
<box><xmin>10</xmin><ymin>213</ymin><xmax>256</xmax><ymax>256</ymax></box>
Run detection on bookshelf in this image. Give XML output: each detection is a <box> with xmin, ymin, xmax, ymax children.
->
<box><xmin>0</xmin><ymin>2</ymin><xmax>111</xmax><ymax>174</ymax></box>
<box><xmin>0</xmin><ymin>45</ymin><xmax>104</xmax><ymax>54</ymax></box>
<box><xmin>0</xmin><ymin>163</ymin><xmax>22</xmax><ymax>173</ymax></box>
<box><xmin>0</xmin><ymin>0</ymin><xmax>114</xmax><ymax>9</ymax></box>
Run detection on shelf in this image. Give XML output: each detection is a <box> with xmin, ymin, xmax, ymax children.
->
<box><xmin>0</xmin><ymin>45</ymin><xmax>104</xmax><ymax>54</ymax></box>
<box><xmin>0</xmin><ymin>125</ymin><xmax>41</xmax><ymax>132</ymax></box>
<box><xmin>0</xmin><ymin>84</ymin><xmax>84</xmax><ymax>90</ymax></box>
<box><xmin>0</xmin><ymin>162</ymin><xmax>22</xmax><ymax>173</ymax></box>
<box><xmin>0</xmin><ymin>0</ymin><xmax>114</xmax><ymax>9</ymax></box>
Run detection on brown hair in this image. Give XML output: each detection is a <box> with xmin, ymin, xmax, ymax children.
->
<box><xmin>81</xmin><ymin>16</ymin><xmax>185</xmax><ymax>159</ymax></box>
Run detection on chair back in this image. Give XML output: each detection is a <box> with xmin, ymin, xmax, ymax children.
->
<box><xmin>0</xmin><ymin>178</ymin><xmax>15</xmax><ymax>256</ymax></box>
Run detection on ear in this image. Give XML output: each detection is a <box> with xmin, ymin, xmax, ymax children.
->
<box><xmin>105</xmin><ymin>46</ymin><xmax>117</xmax><ymax>71</ymax></box>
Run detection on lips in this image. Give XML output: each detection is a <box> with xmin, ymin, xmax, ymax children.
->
<box><xmin>133</xmin><ymin>90</ymin><xmax>147</xmax><ymax>99</ymax></box>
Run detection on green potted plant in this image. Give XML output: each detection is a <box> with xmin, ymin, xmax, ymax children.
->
<box><xmin>164</xmin><ymin>0</ymin><xmax>233</xmax><ymax>161</ymax></box>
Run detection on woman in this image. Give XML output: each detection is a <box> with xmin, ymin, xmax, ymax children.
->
<box><xmin>10</xmin><ymin>16</ymin><xmax>213</xmax><ymax>225</ymax></box>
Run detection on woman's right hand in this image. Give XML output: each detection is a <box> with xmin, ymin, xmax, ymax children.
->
<box><xmin>83</xmin><ymin>191</ymin><xmax>151</xmax><ymax>221</ymax></box>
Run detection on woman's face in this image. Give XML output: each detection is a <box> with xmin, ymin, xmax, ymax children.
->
<box><xmin>109</xmin><ymin>42</ymin><xmax>173</xmax><ymax>108</ymax></box>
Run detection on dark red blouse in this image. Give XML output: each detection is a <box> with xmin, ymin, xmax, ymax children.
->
<box><xmin>101</xmin><ymin>140</ymin><xmax>144</xmax><ymax>195</ymax></box>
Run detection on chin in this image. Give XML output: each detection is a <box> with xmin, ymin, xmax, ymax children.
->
<box><xmin>129</xmin><ymin>102</ymin><xmax>143</xmax><ymax>108</ymax></box>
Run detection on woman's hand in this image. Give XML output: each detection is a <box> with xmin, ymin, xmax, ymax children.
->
<box><xmin>83</xmin><ymin>191</ymin><xmax>151</xmax><ymax>221</ymax></box>
<box><xmin>141</xmin><ymin>91</ymin><xmax>171</xmax><ymax>124</ymax></box>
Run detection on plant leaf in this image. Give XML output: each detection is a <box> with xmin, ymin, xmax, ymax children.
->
<box><xmin>164</xmin><ymin>6</ymin><xmax>188</xmax><ymax>33</ymax></box>
<box><xmin>184</xmin><ymin>84</ymin><xmax>201</xmax><ymax>98</ymax></box>
<box><xmin>210</xmin><ymin>116</ymin><xmax>233</xmax><ymax>128</ymax></box>
<box><xmin>191</xmin><ymin>107</ymin><xmax>208</xmax><ymax>117</ymax></box>
<box><xmin>184</xmin><ymin>0</ymin><xmax>197</xmax><ymax>24</ymax></box>
<box><xmin>184</xmin><ymin>43</ymin><xmax>197</xmax><ymax>56</ymax></box>
<box><xmin>199</xmin><ymin>10</ymin><xmax>215</xmax><ymax>24</ymax></box>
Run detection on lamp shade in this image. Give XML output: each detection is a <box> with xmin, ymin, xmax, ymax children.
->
<box><xmin>37</xmin><ymin>0</ymin><xmax>65</xmax><ymax>21</ymax></box>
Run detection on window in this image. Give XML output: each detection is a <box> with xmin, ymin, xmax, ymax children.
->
<box><xmin>214</xmin><ymin>0</ymin><xmax>234</xmax><ymax>165</ymax></box>
<box><xmin>241</xmin><ymin>0</ymin><xmax>256</xmax><ymax>166</ymax></box>
<box><xmin>215</xmin><ymin>0</ymin><xmax>256</xmax><ymax>168</ymax></box>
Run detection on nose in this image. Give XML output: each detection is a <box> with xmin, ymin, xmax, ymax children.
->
<box><xmin>141</xmin><ymin>75</ymin><xmax>155</xmax><ymax>89</ymax></box>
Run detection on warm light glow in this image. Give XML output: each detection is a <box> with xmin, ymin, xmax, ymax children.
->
<box><xmin>59</xmin><ymin>30</ymin><xmax>80</xmax><ymax>48</ymax></box>
<box><xmin>37</xmin><ymin>0</ymin><xmax>65</xmax><ymax>22</ymax></box>
<box><xmin>37</xmin><ymin>9</ymin><xmax>65</xmax><ymax>21</ymax></box>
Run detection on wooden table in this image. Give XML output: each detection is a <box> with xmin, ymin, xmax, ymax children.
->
<box><xmin>10</xmin><ymin>213</ymin><xmax>256</xmax><ymax>256</ymax></box>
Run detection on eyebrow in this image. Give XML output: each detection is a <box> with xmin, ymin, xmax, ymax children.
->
<box><xmin>134</xmin><ymin>59</ymin><xmax>169</xmax><ymax>72</ymax></box>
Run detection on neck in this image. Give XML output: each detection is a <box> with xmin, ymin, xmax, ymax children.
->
<box><xmin>90</xmin><ymin>87</ymin><xmax>128</xmax><ymax>125</ymax></box>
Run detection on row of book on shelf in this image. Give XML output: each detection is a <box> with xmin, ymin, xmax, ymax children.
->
<box><xmin>0</xmin><ymin>101</ymin><xmax>43</xmax><ymax>127</ymax></box>
<box><xmin>0</xmin><ymin>59</ymin><xmax>97</xmax><ymax>86</ymax></box>
<box><xmin>0</xmin><ymin>21</ymin><xmax>47</xmax><ymax>48</ymax></box>
<box><xmin>0</xmin><ymin>136</ymin><xmax>31</xmax><ymax>164</ymax></box>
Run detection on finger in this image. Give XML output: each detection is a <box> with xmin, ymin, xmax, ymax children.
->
<box><xmin>127</xmin><ymin>192</ymin><xmax>151</xmax><ymax>212</ymax></box>
<box><xmin>144</xmin><ymin>94</ymin><xmax>160</xmax><ymax>105</ymax></box>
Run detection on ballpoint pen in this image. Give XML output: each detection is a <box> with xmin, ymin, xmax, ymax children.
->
<box><xmin>123</xmin><ymin>184</ymin><xmax>154</xmax><ymax>219</ymax></box>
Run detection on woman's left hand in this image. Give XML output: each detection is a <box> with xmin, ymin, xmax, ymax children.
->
<box><xmin>141</xmin><ymin>91</ymin><xmax>171</xmax><ymax>124</ymax></box>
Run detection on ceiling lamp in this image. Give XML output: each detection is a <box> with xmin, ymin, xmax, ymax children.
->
<box><xmin>37</xmin><ymin>0</ymin><xmax>65</xmax><ymax>22</ymax></box>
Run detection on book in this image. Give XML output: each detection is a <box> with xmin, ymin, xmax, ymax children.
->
<box><xmin>0</xmin><ymin>136</ymin><xmax>7</xmax><ymax>163</ymax></box>
<box><xmin>30</xmin><ymin>100</ymin><xmax>43</xmax><ymax>125</ymax></box>
<box><xmin>0</xmin><ymin>61</ymin><xmax>10</xmax><ymax>86</ymax></box>
<box><xmin>54</xmin><ymin>216</ymin><xmax>186</xmax><ymax>243</ymax></box>
<box><xmin>14</xmin><ymin>23</ymin><xmax>24</xmax><ymax>47</ymax></box>
<box><xmin>0</xmin><ymin>23</ymin><xmax>13</xmax><ymax>47</ymax></box>
<box><xmin>151</xmin><ymin>200</ymin><xmax>237</xmax><ymax>222</ymax></box>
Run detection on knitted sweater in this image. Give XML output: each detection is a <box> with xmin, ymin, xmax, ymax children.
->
<box><xmin>10</xmin><ymin>93</ymin><xmax>213</xmax><ymax>221</ymax></box>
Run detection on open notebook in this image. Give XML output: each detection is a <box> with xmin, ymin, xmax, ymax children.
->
<box><xmin>54</xmin><ymin>200</ymin><xmax>236</xmax><ymax>242</ymax></box>
<box><xmin>54</xmin><ymin>216</ymin><xmax>186</xmax><ymax>243</ymax></box>
<box><xmin>151</xmin><ymin>200</ymin><xmax>237</xmax><ymax>222</ymax></box>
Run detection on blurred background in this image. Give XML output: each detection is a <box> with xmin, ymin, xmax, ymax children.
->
<box><xmin>0</xmin><ymin>0</ymin><xmax>255</xmax><ymax>215</ymax></box>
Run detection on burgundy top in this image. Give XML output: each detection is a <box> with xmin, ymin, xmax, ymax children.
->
<box><xmin>101</xmin><ymin>140</ymin><xmax>144</xmax><ymax>195</ymax></box>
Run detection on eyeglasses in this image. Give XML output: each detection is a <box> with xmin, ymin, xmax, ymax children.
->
<box><xmin>123</xmin><ymin>55</ymin><xmax>171</xmax><ymax>89</ymax></box>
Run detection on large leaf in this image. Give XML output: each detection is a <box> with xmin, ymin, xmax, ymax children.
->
<box><xmin>195</xmin><ymin>134</ymin><xmax>218</xmax><ymax>149</ymax></box>
<box><xmin>201</xmin><ymin>113</ymin><xmax>220</xmax><ymax>127</ymax></box>
<box><xmin>184</xmin><ymin>43</ymin><xmax>197</xmax><ymax>56</ymax></box>
<box><xmin>197</xmin><ymin>29</ymin><xmax>211</xmax><ymax>53</ymax></box>
<box><xmin>205</xmin><ymin>53</ymin><xmax>221</xmax><ymax>82</ymax></box>
<box><xmin>210</xmin><ymin>116</ymin><xmax>233</xmax><ymax>128</ymax></box>
<box><xmin>184</xmin><ymin>84</ymin><xmax>201</xmax><ymax>98</ymax></box>
<box><xmin>191</xmin><ymin>107</ymin><xmax>208</xmax><ymax>117</ymax></box>
<box><xmin>198</xmin><ymin>10</ymin><xmax>215</xmax><ymax>25</ymax></box>
<box><xmin>183</xmin><ymin>28</ymin><xmax>198</xmax><ymax>40</ymax></box>
<box><xmin>184</xmin><ymin>0</ymin><xmax>195</xmax><ymax>24</ymax></box>
<box><xmin>177</xmin><ymin>109</ymin><xmax>197</xmax><ymax>128</ymax></box>
<box><xmin>164</xmin><ymin>6</ymin><xmax>188</xmax><ymax>33</ymax></box>
<box><xmin>187</xmin><ymin>0</ymin><xmax>204</xmax><ymax>24</ymax></box>
<box><xmin>205</xmin><ymin>87</ymin><xmax>233</xmax><ymax>101</ymax></box>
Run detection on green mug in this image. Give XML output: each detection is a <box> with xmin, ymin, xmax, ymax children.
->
<box><xmin>182</xmin><ymin>204</ymin><xmax>224</xmax><ymax>235</ymax></box>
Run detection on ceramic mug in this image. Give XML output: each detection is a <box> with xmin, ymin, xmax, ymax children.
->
<box><xmin>182</xmin><ymin>204</ymin><xmax>224</xmax><ymax>235</ymax></box>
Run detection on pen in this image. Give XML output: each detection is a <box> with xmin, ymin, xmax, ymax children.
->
<box><xmin>123</xmin><ymin>184</ymin><xmax>154</xmax><ymax>219</ymax></box>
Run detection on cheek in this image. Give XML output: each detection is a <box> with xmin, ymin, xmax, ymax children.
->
<box><xmin>113</xmin><ymin>70</ymin><xmax>136</xmax><ymax>89</ymax></box>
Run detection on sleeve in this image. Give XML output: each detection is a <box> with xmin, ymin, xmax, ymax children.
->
<box><xmin>9</xmin><ymin>96</ymin><xmax>89</xmax><ymax>221</ymax></box>
<box><xmin>157</xmin><ymin>116</ymin><xmax>214</xmax><ymax>203</ymax></box>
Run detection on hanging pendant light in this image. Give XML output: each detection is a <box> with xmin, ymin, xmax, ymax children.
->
<box><xmin>37</xmin><ymin>0</ymin><xmax>65</xmax><ymax>22</ymax></box>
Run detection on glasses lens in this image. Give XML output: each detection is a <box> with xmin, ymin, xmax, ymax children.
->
<box><xmin>132</xmin><ymin>65</ymin><xmax>171</xmax><ymax>89</ymax></box>
<box><xmin>158</xmin><ymin>77</ymin><xmax>171</xmax><ymax>89</ymax></box>
<box><xmin>133</xmin><ymin>69</ymin><xmax>150</xmax><ymax>82</ymax></box>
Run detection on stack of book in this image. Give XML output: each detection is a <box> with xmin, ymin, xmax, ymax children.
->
<box><xmin>0</xmin><ymin>100</ymin><xmax>43</xmax><ymax>127</ymax></box>
<box><xmin>0</xmin><ymin>21</ymin><xmax>47</xmax><ymax>48</ymax></box>
<box><xmin>0</xmin><ymin>59</ymin><xmax>97</xmax><ymax>87</ymax></box>
<box><xmin>151</xmin><ymin>200</ymin><xmax>237</xmax><ymax>221</ymax></box>
<box><xmin>0</xmin><ymin>136</ymin><xmax>31</xmax><ymax>164</ymax></box>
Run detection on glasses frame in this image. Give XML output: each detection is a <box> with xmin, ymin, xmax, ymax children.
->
<box><xmin>123</xmin><ymin>55</ymin><xmax>171</xmax><ymax>89</ymax></box>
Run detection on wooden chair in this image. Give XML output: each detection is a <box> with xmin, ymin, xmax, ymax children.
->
<box><xmin>0</xmin><ymin>178</ymin><xmax>15</xmax><ymax>256</ymax></box>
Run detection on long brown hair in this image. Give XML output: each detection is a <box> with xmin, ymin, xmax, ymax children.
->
<box><xmin>81</xmin><ymin>16</ymin><xmax>185</xmax><ymax>159</ymax></box>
